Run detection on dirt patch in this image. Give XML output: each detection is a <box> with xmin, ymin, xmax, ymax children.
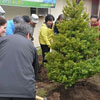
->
<box><xmin>47</xmin><ymin>80</ymin><xmax>100</xmax><ymax>100</ymax></box>
<box><xmin>37</xmin><ymin>55</ymin><xmax>100</xmax><ymax>100</ymax></box>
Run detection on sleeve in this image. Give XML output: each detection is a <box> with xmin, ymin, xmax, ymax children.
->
<box><xmin>6</xmin><ymin>21</ymin><xmax>14</xmax><ymax>35</ymax></box>
<box><xmin>32</xmin><ymin>48</ymin><xmax>39</xmax><ymax>80</ymax></box>
<box><xmin>6</xmin><ymin>28</ymin><xmax>14</xmax><ymax>35</ymax></box>
<box><xmin>53</xmin><ymin>22</ymin><xmax>59</xmax><ymax>34</ymax></box>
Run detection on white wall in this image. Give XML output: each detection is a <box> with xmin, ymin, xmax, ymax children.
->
<box><xmin>50</xmin><ymin>0</ymin><xmax>66</xmax><ymax>19</ymax></box>
<box><xmin>84</xmin><ymin>0</ymin><xmax>92</xmax><ymax>18</ymax></box>
<box><xmin>33</xmin><ymin>16</ymin><xmax>44</xmax><ymax>48</ymax></box>
<box><xmin>2</xmin><ymin>5</ymin><xmax>30</xmax><ymax>20</ymax></box>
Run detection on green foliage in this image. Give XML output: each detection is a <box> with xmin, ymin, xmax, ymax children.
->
<box><xmin>37</xmin><ymin>48</ymin><xmax>42</xmax><ymax>56</ymax></box>
<box><xmin>45</xmin><ymin>0</ymin><xmax>100</xmax><ymax>88</ymax></box>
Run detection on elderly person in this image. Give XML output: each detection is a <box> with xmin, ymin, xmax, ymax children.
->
<box><xmin>0</xmin><ymin>16</ymin><xmax>7</xmax><ymax>37</ymax></box>
<box><xmin>0</xmin><ymin>23</ymin><xmax>38</xmax><ymax>100</ymax></box>
<box><xmin>30</xmin><ymin>14</ymin><xmax>38</xmax><ymax>28</ymax></box>
<box><xmin>6</xmin><ymin>16</ymin><xmax>24</xmax><ymax>35</ymax></box>
<box><xmin>22</xmin><ymin>14</ymin><xmax>39</xmax><ymax>41</ymax></box>
<box><xmin>22</xmin><ymin>14</ymin><xmax>38</xmax><ymax>28</ymax></box>
<box><xmin>30</xmin><ymin>14</ymin><xmax>38</xmax><ymax>40</ymax></box>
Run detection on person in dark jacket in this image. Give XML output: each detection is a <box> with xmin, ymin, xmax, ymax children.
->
<box><xmin>22</xmin><ymin>15</ymin><xmax>30</xmax><ymax>24</ymax></box>
<box><xmin>0</xmin><ymin>23</ymin><xmax>38</xmax><ymax>100</ymax></box>
<box><xmin>22</xmin><ymin>14</ymin><xmax>39</xmax><ymax>41</ymax></box>
<box><xmin>54</xmin><ymin>14</ymin><xmax>64</xmax><ymax>34</ymax></box>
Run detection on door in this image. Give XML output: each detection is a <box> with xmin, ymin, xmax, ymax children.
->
<box><xmin>91</xmin><ymin>0</ymin><xmax>99</xmax><ymax>16</ymax></box>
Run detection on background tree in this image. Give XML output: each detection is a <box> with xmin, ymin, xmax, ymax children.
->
<box><xmin>45</xmin><ymin>0</ymin><xmax>100</xmax><ymax>88</ymax></box>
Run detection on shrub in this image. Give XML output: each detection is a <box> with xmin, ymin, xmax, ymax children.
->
<box><xmin>45</xmin><ymin>0</ymin><xmax>100</xmax><ymax>88</ymax></box>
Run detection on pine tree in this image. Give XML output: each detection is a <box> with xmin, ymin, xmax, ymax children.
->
<box><xmin>45</xmin><ymin>0</ymin><xmax>100</xmax><ymax>88</ymax></box>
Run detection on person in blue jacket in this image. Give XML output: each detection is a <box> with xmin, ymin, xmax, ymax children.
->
<box><xmin>6</xmin><ymin>16</ymin><xmax>24</xmax><ymax>35</ymax></box>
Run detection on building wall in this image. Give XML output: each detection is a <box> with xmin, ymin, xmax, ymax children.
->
<box><xmin>84</xmin><ymin>0</ymin><xmax>92</xmax><ymax>17</ymax></box>
<box><xmin>2</xmin><ymin>6</ymin><xmax>30</xmax><ymax>19</ymax></box>
<box><xmin>1</xmin><ymin>0</ymin><xmax>92</xmax><ymax>47</ymax></box>
<box><xmin>50</xmin><ymin>0</ymin><xmax>66</xmax><ymax>19</ymax></box>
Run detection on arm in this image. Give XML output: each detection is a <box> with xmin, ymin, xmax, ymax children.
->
<box><xmin>32</xmin><ymin>48</ymin><xmax>39</xmax><ymax>80</ymax></box>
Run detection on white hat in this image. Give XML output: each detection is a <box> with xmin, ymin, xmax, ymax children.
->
<box><xmin>31</xmin><ymin>14</ymin><xmax>39</xmax><ymax>24</ymax></box>
<box><xmin>0</xmin><ymin>6</ymin><xmax>5</xmax><ymax>17</ymax></box>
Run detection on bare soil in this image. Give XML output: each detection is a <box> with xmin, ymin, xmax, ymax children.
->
<box><xmin>37</xmin><ymin>55</ymin><xmax>100</xmax><ymax>100</ymax></box>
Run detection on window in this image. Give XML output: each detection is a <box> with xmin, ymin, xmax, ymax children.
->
<box><xmin>30</xmin><ymin>8</ymin><xmax>48</xmax><ymax>17</ymax></box>
<box><xmin>31</xmin><ymin>8</ymin><xmax>37</xmax><ymax>14</ymax></box>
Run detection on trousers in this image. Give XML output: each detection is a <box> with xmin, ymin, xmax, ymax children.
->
<box><xmin>40</xmin><ymin>44</ymin><xmax>50</xmax><ymax>63</ymax></box>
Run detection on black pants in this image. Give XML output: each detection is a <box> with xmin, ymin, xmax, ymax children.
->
<box><xmin>40</xmin><ymin>44</ymin><xmax>50</xmax><ymax>63</ymax></box>
<box><xmin>0</xmin><ymin>98</ymin><xmax>35</xmax><ymax>100</ymax></box>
